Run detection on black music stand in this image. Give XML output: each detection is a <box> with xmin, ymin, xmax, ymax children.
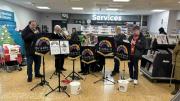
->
<box><xmin>49</xmin><ymin>71</ymin><xmax>65</xmax><ymax>79</ymax></box>
<box><xmin>65</xmin><ymin>57</ymin><xmax>83</xmax><ymax>80</ymax></box>
<box><xmin>31</xmin><ymin>54</ymin><xmax>53</xmax><ymax>91</ymax></box>
<box><xmin>49</xmin><ymin>40</ymin><xmax>68</xmax><ymax>79</ymax></box>
<box><xmin>65</xmin><ymin>42</ymin><xmax>83</xmax><ymax>80</ymax></box>
<box><xmin>94</xmin><ymin>53</ymin><xmax>115</xmax><ymax>84</ymax></box>
<box><xmin>81</xmin><ymin>46</ymin><xmax>97</xmax><ymax>77</ymax></box>
<box><xmin>30</xmin><ymin>34</ymin><xmax>53</xmax><ymax>91</ymax></box>
<box><xmin>45</xmin><ymin>71</ymin><xmax>70</xmax><ymax>97</ymax></box>
<box><xmin>94</xmin><ymin>36</ymin><xmax>115</xmax><ymax>84</ymax></box>
<box><xmin>115</xmin><ymin>41</ymin><xmax>131</xmax><ymax>80</ymax></box>
<box><xmin>45</xmin><ymin>40</ymin><xmax>70</xmax><ymax>97</ymax></box>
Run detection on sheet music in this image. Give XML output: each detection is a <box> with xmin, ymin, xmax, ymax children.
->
<box><xmin>50</xmin><ymin>41</ymin><xmax>61</xmax><ymax>55</ymax></box>
<box><xmin>60</xmin><ymin>41</ymin><xmax>70</xmax><ymax>54</ymax></box>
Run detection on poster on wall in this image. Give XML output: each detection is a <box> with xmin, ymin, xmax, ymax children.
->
<box><xmin>97</xmin><ymin>36</ymin><xmax>114</xmax><ymax>56</ymax></box>
<box><xmin>60</xmin><ymin>40</ymin><xmax>70</xmax><ymax>54</ymax></box>
<box><xmin>0</xmin><ymin>9</ymin><xmax>16</xmax><ymax>30</ymax></box>
<box><xmin>68</xmin><ymin>41</ymin><xmax>81</xmax><ymax>58</ymax></box>
<box><xmin>0</xmin><ymin>9</ymin><xmax>14</xmax><ymax>21</ymax></box>
<box><xmin>115</xmin><ymin>41</ymin><xmax>131</xmax><ymax>61</ymax></box>
<box><xmin>81</xmin><ymin>46</ymin><xmax>96</xmax><ymax>64</ymax></box>
<box><xmin>50</xmin><ymin>40</ymin><xmax>61</xmax><ymax>55</ymax></box>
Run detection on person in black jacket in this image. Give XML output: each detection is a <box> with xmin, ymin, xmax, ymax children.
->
<box><xmin>50</xmin><ymin>25</ymin><xmax>67</xmax><ymax>73</ymax></box>
<box><xmin>111</xmin><ymin>26</ymin><xmax>127</xmax><ymax>76</ymax></box>
<box><xmin>127</xmin><ymin>26</ymin><xmax>146</xmax><ymax>85</ymax></box>
<box><xmin>21</xmin><ymin>20</ymin><xmax>42</xmax><ymax>82</ymax></box>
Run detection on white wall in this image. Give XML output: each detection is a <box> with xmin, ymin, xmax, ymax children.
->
<box><xmin>39</xmin><ymin>13</ymin><xmax>63</xmax><ymax>33</ymax></box>
<box><xmin>0</xmin><ymin>0</ymin><xmax>40</xmax><ymax>30</ymax></box>
<box><xmin>148</xmin><ymin>11</ymin><xmax>169</xmax><ymax>34</ymax></box>
<box><xmin>177</xmin><ymin>11</ymin><xmax>180</xmax><ymax>20</ymax></box>
<box><xmin>167</xmin><ymin>10</ymin><xmax>178</xmax><ymax>34</ymax></box>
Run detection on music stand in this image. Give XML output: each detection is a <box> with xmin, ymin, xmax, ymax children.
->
<box><xmin>94</xmin><ymin>36</ymin><xmax>115</xmax><ymax>84</ymax></box>
<box><xmin>65</xmin><ymin>42</ymin><xmax>83</xmax><ymax>80</ymax></box>
<box><xmin>115</xmin><ymin>41</ymin><xmax>131</xmax><ymax>80</ymax></box>
<box><xmin>31</xmin><ymin>54</ymin><xmax>53</xmax><ymax>91</ymax></box>
<box><xmin>49</xmin><ymin>40</ymin><xmax>67</xmax><ymax>79</ymax></box>
<box><xmin>45</xmin><ymin>70</ymin><xmax>70</xmax><ymax>97</ymax></box>
<box><xmin>30</xmin><ymin>34</ymin><xmax>53</xmax><ymax>91</ymax></box>
<box><xmin>49</xmin><ymin>71</ymin><xmax>65</xmax><ymax>79</ymax></box>
<box><xmin>81</xmin><ymin>46</ymin><xmax>97</xmax><ymax>77</ymax></box>
<box><xmin>45</xmin><ymin>40</ymin><xmax>70</xmax><ymax>97</ymax></box>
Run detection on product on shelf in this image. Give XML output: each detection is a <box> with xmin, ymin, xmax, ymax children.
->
<box><xmin>167</xmin><ymin>34</ymin><xmax>179</xmax><ymax>44</ymax></box>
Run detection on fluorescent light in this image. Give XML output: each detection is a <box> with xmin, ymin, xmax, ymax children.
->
<box><xmin>36</xmin><ymin>6</ymin><xmax>50</xmax><ymax>9</ymax></box>
<box><xmin>178</xmin><ymin>1</ymin><xmax>180</xmax><ymax>3</ymax></box>
<box><xmin>72</xmin><ymin>7</ymin><xmax>84</xmax><ymax>10</ymax></box>
<box><xmin>152</xmin><ymin>9</ymin><xmax>166</xmax><ymax>12</ymax></box>
<box><xmin>113</xmin><ymin>0</ymin><xmax>130</xmax><ymax>2</ymax></box>
<box><xmin>106</xmin><ymin>8</ymin><xmax>119</xmax><ymax>11</ymax></box>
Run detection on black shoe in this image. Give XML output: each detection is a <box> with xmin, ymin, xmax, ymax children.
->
<box><xmin>61</xmin><ymin>68</ymin><xmax>66</xmax><ymax>71</ymax></box>
<box><xmin>82</xmin><ymin>72</ymin><xmax>89</xmax><ymax>75</ymax></box>
<box><xmin>27</xmin><ymin>78</ymin><xmax>32</xmax><ymax>82</ymax></box>
<box><xmin>111</xmin><ymin>71</ymin><xmax>119</xmax><ymax>76</ymax></box>
<box><xmin>35</xmin><ymin>74</ymin><xmax>43</xmax><ymax>78</ymax></box>
<box><xmin>171</xmin><ymin>90</ymin><xmax>178</xmax><ymax>95</ymax></box>
<box><xmin>78</xmin><ymin>71</ymin><xmax>83</xmax><ymax>73</ymax></box>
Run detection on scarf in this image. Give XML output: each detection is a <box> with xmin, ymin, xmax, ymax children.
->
<box><xmin>131</xmin><ymin>34</ymin><xmax>139</xmax><ymax>55</ymax></box>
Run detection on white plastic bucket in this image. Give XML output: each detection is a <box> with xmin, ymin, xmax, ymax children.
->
<box><xmin>118</xmin><ymin>80</ymin><xmax>129</xmax><ymax>92</ymax></box>
<box><xmin>69</xmin><ymin>81</ymin><xmax>81</xmax><ymax>95</ymax></box>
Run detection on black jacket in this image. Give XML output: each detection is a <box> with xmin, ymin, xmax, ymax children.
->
<box><xmin>128</xmin><ymin>33</ymin><xmax>146</xmax><ymax>59</ymax></box>
<box><xmin>21</xmin><ymin>25</ymin><xmax>36</xmax><ymax>56</ymax></box>
<box><xmin>114</xmin><ymin>34</ymin><xmax>127</xmax><ymax>47</ymax></box>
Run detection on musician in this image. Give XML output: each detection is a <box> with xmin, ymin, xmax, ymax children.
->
<box><xmin>51</xmin><ymin>25</ymin><xmax>67</xmax><ymax>73</ymax></box>
<box><xmin>127</xmin><ymin>26</ymin><xmax>146</xmax><ymax>85</ymax></box>
<box><xmin>111</xmin><ymin>26</ymin><xmax>127</xmax><ymax>76</ymax></box>
<box><xmin>21</xmin><ymin>20</ymin><xmax>42</xmax><ymax>82</ymax></box>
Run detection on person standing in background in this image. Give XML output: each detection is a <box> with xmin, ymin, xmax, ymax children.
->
<box><xmin>171</xmin><ymin>41</ymin><xmax>180</xmax><ymax>95</ymax></box>
<box><xmin>72</xmin><ymin>28</ymin><xmax>77</xmax><ymax>34</ymax></box>
<box><xmin>159</xmin><ymin>27</ymin><xmax>167</xmax><ymax>35</ymax></box>
<box><xmin>50</xmin><ymin>25</ymin><xmax>67</xmax><ymax>73</ymax></box>
<box><xmin>111</xmin><ymin>26</ymin><xmax>127</xmax><ymax>76</ymax></box>
<box><xmin>21</xmin><ymin>20</ymin><xmax>42</xmax><ymax>82</ymax></box>
<box><xmin>127</xmin><ymin>26</ymin><xmax>146</xmax><ymax>85</ymax></box>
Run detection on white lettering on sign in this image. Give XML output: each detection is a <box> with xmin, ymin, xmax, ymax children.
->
<box><xmin>92</xmin><ymin>15</ymin><xmax>122</xmax><ymax>21</ymax></box>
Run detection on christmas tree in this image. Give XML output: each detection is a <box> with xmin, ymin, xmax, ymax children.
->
<box><xmin>0</xmin><ymin>25</ymin><xmax>15</xmax><ymax>45</ymax></box>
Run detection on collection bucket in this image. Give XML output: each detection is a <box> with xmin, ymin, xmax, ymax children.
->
<box><xmin>69</xmin><ymin>81</ymin><xmax>81</xmax><ymax>95</ymax></box>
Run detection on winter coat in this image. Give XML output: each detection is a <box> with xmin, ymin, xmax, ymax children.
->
<box><xmin>21</xmin><ymin>26</ymin><xmax>36</xmax><ymax>56</ymax></box>
<box><xmin>172</xmin><ymin>43</ymin><xmax>180</xmax><ymax>80</ymax></box>
<box><xmin>128</xmin><ymin>33</ymin><xmax>146</xmax><ymax>59</ymax></box>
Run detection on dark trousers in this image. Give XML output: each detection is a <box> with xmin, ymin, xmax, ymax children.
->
<box><xmin>55</xmin><ymin>55</ymin><xmax>64</xmax><ymax>73</ymax></box>
<box><xmin>113</xmin><ymin>57</ymin><xmax>120</xmax><ymax>72</ymax></box>
<box><xmin>26</xmin><ymin>54</ymin><xmax>41</xmax><ymax>78</ymax></box>
<box><xmin>80</xmin><ymin>61</ymin><xmax>97</xmax><ymax>73</ymax></box>
<box><xmin>80</xmin><ymin>62</ymin><xmax>89</xmax><ymax>73</ymax></box>
<box><xmin>128</xmin><ymin>55</ymin><xmax>139</xmax><ymax>80</ymax></box>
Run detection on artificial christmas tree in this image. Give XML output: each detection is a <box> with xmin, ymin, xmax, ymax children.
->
<box><xmin>0</xmin><ymin>25</ymin><xmax>15</xmax><ymax>45</ymax></box>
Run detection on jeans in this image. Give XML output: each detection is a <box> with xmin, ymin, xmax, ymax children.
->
<box><xmin>128</xmin><ymin>55</ymin><xmax>139</xmax><ymax>80</ymax></box>
<box><xmin>113</xmin><ymin>57</ymin><xmax>120</xmax><ymax>72</ymax></box>
<box><xmin>26</xmin><ymin>54</ymin><xmax>41</xmax><ymax>78</ymax></box>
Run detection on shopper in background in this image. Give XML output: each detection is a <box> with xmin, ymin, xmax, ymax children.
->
<box><xmin>127</xmin><ymin>26</ymin><xmax>146</xmax><ymax>85</ymax></box>
<box><xmin>72</xmin><ymin>28</ymin><xmax>77</xmax><ymax>34</ymax></box>
<box><xmin>111</xmin><ymin>26</ymin><xmax>127</xmax><ymax>76</ymax></box>
<box><xmin>159</xmin><ymin>27</ymin><xmax>167</xmax><ymax>35</ymax></box>
<box><xmin>50</xmin><ymin>25</ymin><xmax>67</xmax><ymax>73</ymax></box>
<box><xmin>21</xmin><ymin>20</ymin><xmax>42</xmax><ymax>82</ymax></box>
<box><xmin>171</xmin><ymin>41</ymin><xmax>180</xmax><ymax>95</ymax></box>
